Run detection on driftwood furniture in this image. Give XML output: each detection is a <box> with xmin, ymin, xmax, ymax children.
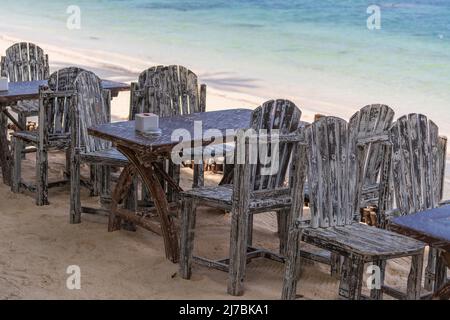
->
<box><xmin>381</xmin><ymin>113</ymin><xmax>448</xmax><ymax>294</ymax></box>
<box><xmin>0</xmin><ymin>77</ymin><xmax>130</xmax><ymax>187</ymax></box>
<box><xmin>0</xmin><ymin>42</ymin><xmax>49</xmax><ymax>127</ymax></box>
<box><xmin>389</xmin><ymin>205</ymin><xmax>450</xmax><ymax>300</ymax></box>
<box><xmin>130</xmin><ymin>65</ymin><xmax>232</xmax><ymax>192</ymax></box>
<box><xmin>349</xmin><ymin>104</ymin><xmax>395</xmax><ymax>212</ymax></box>
<box><xmin>10</xmin><ymin>67</ymin><xmax>89</xmax><ymax>205</ymax></box>
<box><xmin>88</xmin><ymin>109</ymin><xmax>253</xmax><ymax>263</ymax></box>
<box><xmin>1</xmin><ymin>43</ymin><xmax>50</xmax><ymax>168</ymax></box>
<box><xmin>327</xmin><ymin>104</ymin><xmax>395</xmax><ymax>275</ymax></box>
<box><xmin>68</xmin><ymin>70</ymin><xmax>132</xmax><ymax>224</ymax></box>
<box><xmin>282</xmin><ymin>116</ymin><xmax>425</xmax><ymax>300</ymax></box>
<box><xmin>129</xmin><ymin>65</ymin><xmax>206</xmax><ymax>204</ymax></box>
<box><xmin>179</xmin><ymin>100</ymin><xmax>302</xmax><ymax>296</ymax></box>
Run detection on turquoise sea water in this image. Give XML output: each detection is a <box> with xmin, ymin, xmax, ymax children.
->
<box><xmin>1</xmin><ymin>1</ymin><xmax>449</xmax><ymax>113</ymax></box>
<box><xmin>0</xmin><ymin>0</ymin><xmax>450</xmax><ymax>193</ymax></box>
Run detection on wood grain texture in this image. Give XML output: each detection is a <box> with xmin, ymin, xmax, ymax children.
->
<box><xmin>179</xmin><ymin>101</ymin><xmax>304</xmax><ymax>296</ymax></box>
<box><xmin>282</xmin><ymin>116</ymin><xmax>425</xmax><ymax>300</ymax></box>
<box><xmin>130</xmin><ymin>65</ymin><xmax>208</xmax><ymax>192</ymax></box>
<box><xmin>1</xmin><ymin>42</ymin><xmax>49</xmax><ymax>82</ymax></box>
<box><xmin>387</xmin><ymin>113</ymin><xmax>448</xmax><ymax>291</ymax></box>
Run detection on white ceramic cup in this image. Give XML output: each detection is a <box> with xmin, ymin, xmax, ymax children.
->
<box><xmin>135</xmin><ymin>113</ymin><xmax>159</xmax><ymax>132</ymax></box>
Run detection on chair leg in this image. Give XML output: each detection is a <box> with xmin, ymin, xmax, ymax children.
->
<box><xmin>370</xmin><ymin>259</ymin><xmax>386</xmax><ymax>300</ymax></box>
<box><xmin>70</xmin><ymin>148</ymin><xmax>81</xmax><ymax>224</ymax></box>
<box><xmin>64</xmin><ymin>148</ymin><xmax>71</xmax><ymax>180</ymax></box>
<box><xmin>11</xmin><ymin>136</ymin><xmax>22</xmax><ymax>193</ymax></box>
<box><xmin>434</xmin><ymin>250</ymin><xmax>447</xmax><ymax>295</ymax></box>
<box><xmin>122</xmin><ymin>178</ymin><xmax>137</xmax><ymax>232</ymax></box>
<box><xmin>36</xmin><ymin>144</ymin><xmax>49</xmax><ymax>206</ymax></box>
<box><xmin>330</xmin><ymin>254</ymin><xmax>343</xmax><ymax>279</ymax></box>
<box><xmin>277</xmin><ymin>209</ymin><xmax>289</xmax><ymax>256</ymax></box>
<box><xmin>100</xmin><ymin>165</ymin><xmax>112</xmax><ymax>206</ymax></box>
<box><xmin>281</xmin><ymin>226</ymin><xmax>303</xmax><ymax>300</ymax></box>
<box><xmin>90</xmin><ymin>165</ymin><xmax>100</xmax><ymax>196</ymax></box>
<box><xmin>247</xmin><ymin>214</ymin><xmax>254</xmax><ymax>247</ymax></box>
<box><xmin>339</xmin><ymin>255</ymin><xmax>364</xmax><ymax>300</ymax></box>
<box><xmin>193</xmin><ymin>163</ymin><xmax>204</xmax><ymax>188</ymax></box>
<box><xmin>18</xmin><ymin>113</ymin><xmax>26</xmax><ymax>160</ymax></box>
<box><xmin>406</xmin><ymin>251</ymin><xmax>424</xmax><ymax>300</ymax></box>
<box><xmin>228</xmin><ymin>208</ymin><xmax>250</xmax><ymax>296</ymax></box>
<box><xmin>168</xmin><ymin>162</ymin><xmax>180</xmax><ymax>202</ymax></box>
<box><xmin>424</xmin><ymin>247</ymin><xmax>437</xmax><ymax>292</ymax></box>
<box><xmin>179</xmin><ymin>198</ymin><xmax>196</xmax><ymax>279</ymax></box>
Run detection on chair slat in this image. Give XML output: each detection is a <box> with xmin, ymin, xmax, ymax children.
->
<box><xmin>389</xmin><ymin>114</ymin><xmax>447</xmax><ymax>215</ymax></box>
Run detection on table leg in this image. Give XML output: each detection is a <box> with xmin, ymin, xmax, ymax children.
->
<box><xmin>117</xmin><ymin>145</ymin><xmax>179</xmax><ymax>263</ymax></box>
<box><xmin>109</xmin><ymin>164</ymin><xmax>136</xmax><ymax>232</ymax></box>
<box><xmin>0</xmin><ymin>107</ymin><xmax>12</xmax><ymax>186</ymax></box>
<box><xmin>432</xmin><ymin>251</ymin><xmax>450</xmax><ymax>300</ymax></box>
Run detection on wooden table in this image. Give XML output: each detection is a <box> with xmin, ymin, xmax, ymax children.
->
<box><xmin>88</xmin><ymin>109</ymin><xmax>253</xmax><ymax>263</ymax></box>
<box><xmin>390</xmin><ymin>205</ymin><xmax>450</xmax><ymax>299</ymax></box>
<box><xmin>0</xmin><ymin>79</ymin><xmax>130</xmax><ymax>185</ymax></box>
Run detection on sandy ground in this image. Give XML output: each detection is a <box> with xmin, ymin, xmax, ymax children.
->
<box><xmin>0</xmin><ymin>151</ymin><xmax>421</xmax><ymax>300</ymax></box>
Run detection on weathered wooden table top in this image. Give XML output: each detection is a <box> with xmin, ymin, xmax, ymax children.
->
<box><xmin>88</xmin><ymin>109</ymin><xmax>253</xmax><ymax>152</ymax></box>
<box><xmin>0</xmin><ymin>79</ymin><xmax>130</xmax><ymax>104</ymax></box>
<box><xmin>390</xmin><ymin>205</ymin><xmax>450</xmax><ymax>250</ymax></box>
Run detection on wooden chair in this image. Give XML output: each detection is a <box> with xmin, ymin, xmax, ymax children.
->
<box><xmin>179</xmin><ymin>99</ymin><xmax>302</xmax><ymax>296</ymax></box>
<box><xmin>296</xmin><ymin>105</ymin><xmax>396</xmax><ymax>276</ymax></box>
<box><xmin>381</xmin><ymin>114</ymin><xmax>448</xmax><ymax>293</ymax></box>
<box><xmin>10</xmin><ymin>67</ymin><xmax>85</xmax><ymax>205</ymax></box>
<box><xmin>282</xmin><ymin>116</ymin><xmax>425</xmax><ymax>300</ymax></box>
<box><xmin>327</xmin><ymin>104</ymin><xmax>396</xmax><ymax>275</ymax></box>
<box><xmin>69</xmin><ymin>70</ymin><xmax>131</xmax><ymax>224</ymax></box>
<box><xmin>349</xmin><ymin>104</ymin><xmax>395</xmax><ymax>213</ymax></box>
<box><xmin>129</xmin><ymin>65</ymin><xmax>212</xmax><ymax>193</ymax></box>
<box><xmin>1</xmin><ymin>42</ymin><xmax>49</xmax><ymax>131</ymax></box>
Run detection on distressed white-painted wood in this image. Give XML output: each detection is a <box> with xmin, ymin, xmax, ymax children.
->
<box><xmin>386</xmin><ymin>113</ymin><xmax>448</xmax><ymax>292</ymax></box>
<box><xmin>282</xmin><ymin>116</ymin><xmax>425</xmax><ymax>300</ymax></box>
<box><xmin>179</xmin><ymin>100</ymin><xmax>304</xmax><ymax>296</ymax></box>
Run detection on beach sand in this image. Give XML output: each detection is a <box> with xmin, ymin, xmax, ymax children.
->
<box><xmin>0</xmin><ymin>34</ymin><xmax>437</xmax><ymax>300</ymax></box>
<box><xmin>0</xmin><ymin>151</ymin><xmax>416</xmax><ymax>300</ymax></box>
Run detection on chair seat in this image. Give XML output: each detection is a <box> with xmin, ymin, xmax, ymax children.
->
<box><xmin>302</xmin><ymin>223</ymin><xmax>425</xmax><ymax>258</ymax></box>
<box><xmin>11</xmin><ymin>100</ymin><xmax>39</xmax><ymax>117</ymax></box>
<box><xmin>181</xmin><ymin>185</ymin><xmax>291</xmax><ymax>211</ymax></box>
<box><xmin>81</xmin><ymin>148</ymin><xmax>129</xmax><ymax>166</ymax></box>
<box><xmin>11</xmin><ymin>130</ymin><xmax>70</xmax><ymax>145</ymax></box>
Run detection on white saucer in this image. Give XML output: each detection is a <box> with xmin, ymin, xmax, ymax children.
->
<box><xmin>136</xmin><ymin>128</ymin><xmax>162</xmax><ymax>136</ymax></box>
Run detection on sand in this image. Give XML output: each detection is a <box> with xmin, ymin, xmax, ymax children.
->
<box><xmin>0</xmin><ymin>33</ymin><xmax>429</xmax><ymax>300</ymax></box>
<box><xmin>0</xmin><ymin>150</ymin><xmax>420</xmax><ymax>300</ymax></box>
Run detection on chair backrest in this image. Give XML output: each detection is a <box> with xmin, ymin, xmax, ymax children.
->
<box><xmin>349</xmin><ymin>104</ymin><xmax>395</xmax><ymax>186</ymax></box>
<box><xmin>48</xmin><ymin>67</ymin><xmax>86</xmax><ymax>91</ymax></box>
<box><xmin>303</xmin><ymin>117</ymin><xmax>361</xmax><ymax>228</ymax></box>
<box><xmin>129</xmin><ymin>65</ymin><xmax>206</xmax><ymax>118</ymax></box>
<box><xmin>389</xmin><ymin>114</ymin><xmax>447</xmax><ymax>215</ymax></box>
<box><xmin>246</xmin><ymin>99</ymin><xmax>301</xmax><ymax>191</ymax></box>
<box><xmin>72</xmin><ymin>71</ymin><xmax>111</xmax><ymax>153</ymax></box>
<box><xmin>40</xmin><ymin>68</ymin><xmax>110</xmax><ymax>152</ymax></box>
<box><xmin>348</xmin><ymin>104</ymin><xmax>395</xmax><ymax>210</ymax></box>
<box><xmin>1</xmin><ymin>42</ymin><xmax>49</xmax><ymax>82</ymax></box>
<box><xmin>39</xmin><ymin>67</ymin><xmax>87</xmax><ymax>137</ymax></box>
